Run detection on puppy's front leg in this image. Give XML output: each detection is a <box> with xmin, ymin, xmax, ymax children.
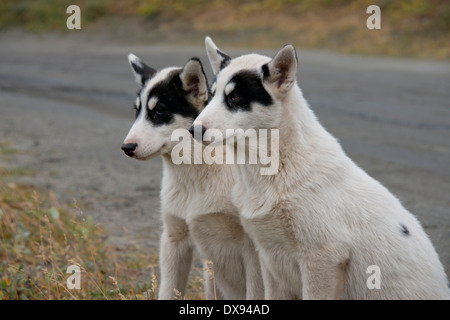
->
<box><xmin>300</xmin><ymin>245</ymin><xmax>349</xmax><ymax>300</ymax></box>
<box><xmin>158</xmin><ymin>213</ymin><xmax>193</xmax><ymax>300</ymax></box>
<box><xmin>243</xmin><ymin>239</ymin><xmax>265</xmax><ymax>299</ymax></box>
<box><xmin>261</xmin><ymin>262</ymin><xmax>298</xmax><ymax>299</ymax></box>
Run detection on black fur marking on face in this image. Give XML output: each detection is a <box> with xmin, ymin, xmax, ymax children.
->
<box><xmin>224</xmin><ymin>70</ymin><xmax>273</xmax><ymax>112</ymax></box>
<box><xmin>144</xmin><ymin>69</ymin><xmax>199</xmax><ymax>126</ymax></box>
<box><xmin>400</xmin><ymin>223</ymin><xmax>410</xmax><ymax>236</ymax></box>
<box><xmin>217</xmin><ymin>49</ymin><xmax>231</xmax><ymax>70</ymax></box>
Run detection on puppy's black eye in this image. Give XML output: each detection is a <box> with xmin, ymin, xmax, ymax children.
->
<box><xmin>155</xmin><ymin>109</ymin><xmax>167</xmax><ymax>117</ymax></box>
<box><xmin>231</xmin><ymin>94</ymin><xmax>241</xmax><ymax>102</ymax></box>
<box><xmin>152</xmin><ymin>106</ymin><xmax>169</xmax><ymax>119</ymax></box>
<box><xmin>228</xmin><ymin>92</ymin><xmax>244</xmax><ymax>106</ymax></box>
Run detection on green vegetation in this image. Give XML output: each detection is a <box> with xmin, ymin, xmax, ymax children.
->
<box><xmin>0</xmin><ymin>142</ymin><xmax>205</xmax><ymax>299</ymax></box>
<box><xmin>0</xmin><ymin>0</ymin><xmax>112</xmax><ymax>30</ymax></box>
<box><xmin>0</xmin><ymin>172</ymin><xmax>158</xmax><ymax>299</ymax></box>
<box><xmin>0</xmin><ymin>0</ymin><xmax>449</xmax><ymax>59</ymax></box>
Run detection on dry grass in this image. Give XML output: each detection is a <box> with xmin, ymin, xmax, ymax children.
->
<box><xmin>0</xmin><ymin>141</ymin><xmax>206</xmax><ymax>300</ymax></box>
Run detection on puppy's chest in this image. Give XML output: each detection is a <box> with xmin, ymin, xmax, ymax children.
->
<box><xmin>240</xmin><ymin>206</ymin><xmax>299</xmax><ymax>254</ymax></box>
<box><xmin>161</xmin><ymin>179</ymin><xmax>234</xmax><ymax>220</ymax></box>
<box><xmin>189</xmin><ymin>212</ymin><xmax>246</xmax><ymax>251</ymax></box>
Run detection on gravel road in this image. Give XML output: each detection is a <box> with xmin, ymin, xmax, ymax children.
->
<box><xmin>0</xmin><ymin>31</ymin><xmax>449</xmax><ymax>278</ymax></box>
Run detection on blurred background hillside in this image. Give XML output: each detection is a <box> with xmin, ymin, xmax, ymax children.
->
<box><xmin>0</xmin><ymin>0</ymin><xmax>449</xmax><ymax>59</ymax></box>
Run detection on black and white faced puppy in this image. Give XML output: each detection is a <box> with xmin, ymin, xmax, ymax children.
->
<box><xmin>122</xmin><ymin>54</ymin><xmax>209</xmax><ymax>160</ymax></box>
<box><xmin>192</xmin><ymin>37</ymin><xmax>297</xmax><ymax>146</ymax></box>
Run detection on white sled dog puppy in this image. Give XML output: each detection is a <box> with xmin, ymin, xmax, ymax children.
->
<box><xmin>121</xmin><ymin>54</ymin><xmax>263</xmax><ymax>299</ymax></box>
<box><xmin>191</xmin><ymin>37</ymin><xmax>450</xmax><ymax>299</ymax></box>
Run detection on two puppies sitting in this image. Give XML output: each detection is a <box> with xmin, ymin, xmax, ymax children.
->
<box><xmin>121</xmin><ymin>37</ymin><xmax>450</xmax><ymax>300</ymax></box>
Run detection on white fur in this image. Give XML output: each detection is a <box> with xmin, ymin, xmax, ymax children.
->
<box><xmin>123</xmin><ymin>57</ymin><xmax>264</xmax><ymax>299</ymax></box>
<box><xmin>158</xmin><ymin>152</ymin><xmax>263</xmax><ymax>300</ymax></box>
<box><xmin>197</xmin><ymin>38</ymin><xmax>450</xmax><ymax>299</ymax></box>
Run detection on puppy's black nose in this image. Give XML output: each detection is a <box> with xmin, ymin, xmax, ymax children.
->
<box><xmin>189</xmin><ymin>125</ymin><xmax>207</xmax><ymax>141</ymax></box>
<box><xmin>121</xmin><ymin>143</ymin><xmax>137</xmax><ymax>157</ymax></box>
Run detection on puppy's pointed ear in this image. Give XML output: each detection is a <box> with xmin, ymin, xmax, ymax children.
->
<box><xmin>205</xmin><ymin>36</ymin><xmax>231</xmax><ymax>75</ymax></box>
<box><xmin>179</xmin><ymin>58</ymin><xmax>209</xmax><ymax>107</ymax></box>
<box><xmin>263</xmin><ymin>44</ymin><xmax>297</xmax><ymax>98</ymax></box>
<box><xmin>128</xmin><ymin>53</ymin><xmax>157</xmax><ymax>86</ymax></box>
